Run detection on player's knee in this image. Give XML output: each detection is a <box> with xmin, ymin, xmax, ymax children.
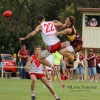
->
<box><xmin>32</xmin><ymin>80</ymin><xmax>36</xmax><ymax>83</ymax></box>
<box><xmin>59</xmin><ymin>50</ymin><xmax>64</xmax><ymax>55</ymax></box>
<box><xmin>38</xmin><ymin>57</ymin><xmax>42</xmax><ymax>63</ymax></box>
<box><xmin>59</xmin><ymin>50</ymin><xmax>67</xmax><ymax>56</ymax></box>
<box><xmin>38</xmin><ymin>56</ymin><xmax>45</xmax><ymax>63</ymax></box>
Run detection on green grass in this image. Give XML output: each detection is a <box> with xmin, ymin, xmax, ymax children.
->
<box><xmin>0</xmin><ymin>79</ymin><xmax>100</xmax><ymax>100</ymax></box>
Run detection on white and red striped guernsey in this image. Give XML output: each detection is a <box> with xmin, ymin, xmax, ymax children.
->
<box><xmin>29</xmin><ymin>55</ymin><xmax>44</xmax><ymax>74</ymax></box>
<box><xmin>41</xmin><ymin>21</ymin><xmax>60</xmax><ymax>46</ymax></box>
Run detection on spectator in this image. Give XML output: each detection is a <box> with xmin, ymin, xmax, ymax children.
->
<box><xmin>0</xmin><ymin>54</ymin><xmax>7</xmax><ymax>78</ymax></box>
<box><xmin>87</xmin><ymin>49</ymin><xmax>97</xmax><ymax>82</ymax></box>
<box><xmin>60</xmin><ymin>58</ymin><xmax>67</xmax><ymax>78</ymax></box>
<box><xmin>18</xmin><ymin>44</ymin><xmax>30</xmax><ymax>79</ymax></box>
<box><xmin>76</xmin><ymin>51</ymin><xmax>85</xmax><ymax>81</ymax></box>
<box><xmin>0</xmin><ymin>54</ymin><xmax>2</xmax><ymax>72</ymax></box>
<box><xmin>52</xmin><ymin>51</ymin><xmax>65</xmax><ymax>87</ymax></box>
<box><xmin>96</xmin><ymin>51</ymin><xmax>100</xmax><ymax>80</ymax></box>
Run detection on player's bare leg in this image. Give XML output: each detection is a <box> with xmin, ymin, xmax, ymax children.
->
<box><xmin>55</xmin><ymin>67</ymin><xmax>65</xmax><ymax>88</ymax></box>
<box><xmin>61</xmin><ymin>42</ymin><xmax>67</xmax><ymax>49</ymax></box>
<box><xmin>30</xmin><ymin>75</ymin><xmax>37</xmax><ymax>100</ymax></box>
<box><xmin>48</xmin><ymin>71</ymin><xmax>53</xmax><ymax>87</ymax></box>
<box><xmin>38</xmin><ymin>50</ymin><xmax>55</xmax><ymax>69</ymax></box>
<box><xmin>59</xmin><ymin>48</ymin><xmax>75</xmax><ymax>61</ymax></box>
<box><xmin>40</xmin><ymin>76</ymin><xmax>60</xmax><ymax>100</ymax></box>
<box><xmin>38</xmin><ymin>55</ymin><xmax>52</xmax><ymax>67</ymax></box>
<box><xmin>59</xmin><ymin>47</ymin><xmax>80</xmax><ymax>70</ymax></box>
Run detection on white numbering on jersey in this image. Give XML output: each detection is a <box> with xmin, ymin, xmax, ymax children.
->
<box><xmin>44</xmin><ymin>22</ymin><xmax>55</xmax><ymax>33</ymax></box>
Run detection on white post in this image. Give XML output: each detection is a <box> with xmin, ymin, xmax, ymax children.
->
<box><xmin>1</xmin><ymin>66</ymin><xmax>3</xmax><ymax>79</ymax></box>
<box><xmin>84</xmin><ymin>48</ymin><xmax>88</xmax><ymax>80</ymax></box>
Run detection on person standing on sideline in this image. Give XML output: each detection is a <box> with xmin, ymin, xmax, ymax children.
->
<box><xmin>76</xmin><ymin>51</ymin><xmax>85</xmax><ymax>81</ymax></box>
<box><xmin>59</xmin><ymin>59</ymin><xmax>67</xmax><ymax>79</ymax></box>
<box><xmin>25</xmin><ymin>45</ymin><xmax>60</xmax><ymax>100</ymax></box>
<box><xmin>96</xmin><ymin>51</ymin><xmax>100</xmax><ymax>80</ymax></box>
<box><xmin>18</xmin><ymin>44</ymin><xmax>30</xmax><ymax>79</ymax></box>
<box><xmin>87</xmin><ymin>49</ymin><xmax>97</xmax><ymax>82</ymax></box>
<box><xmin>52</xmin><ymin>51</ymin><xmax>65</xmax><ymax>87</ymax></box>
<box><xmin>0</xmin><ymin>54</ymin><xmax>2</xmax><ymax>72</ymax></box>
<box><xmin>55</xmin><ymin>16</ymin><xmax>83</xmax><ymax>69</ymax></box>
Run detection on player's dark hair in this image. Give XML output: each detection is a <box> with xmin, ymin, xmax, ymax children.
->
<box><xmin>34</xmin><ymin>45</ymin><xmax>41</xmax><ymax>50</ymax></box>
<box><xmin>67</xmin><ymin>16</ymin><xmax>75</xmax><ymax>25</ymax></box>
<box><xmin>36</xmin><ymin>14</ymin><xmax>44</xmax><ymax>22</ymax></box>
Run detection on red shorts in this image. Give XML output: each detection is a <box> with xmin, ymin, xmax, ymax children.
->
<box><xmin>46</xmin><ymin>41</ymin><xmax>61</xmax><ymax>53</ymax></box>
<box><xmin>29</xmin><ymin>73</ymin><xmax>45</xmax><ymax>79</ymax></box>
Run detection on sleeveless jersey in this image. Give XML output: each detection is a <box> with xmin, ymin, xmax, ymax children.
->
<box><xmin>67</xmin><ymin>27</ymin><xmax>82</xmax><ymax>42</ymax></box>
<box><xmin>41</xmin><ymin>21</ymin><xmax>60</xmax><ymax>46</ymax></box>
<box><xmin>67</xmin><ymin>27</ymin><xmax>83</xmax><ymax>52</ymax></box>
<box><xmin>29</xmin><ymin>55</ymin><xmax>43</xmax><ymax>74</ymax></box>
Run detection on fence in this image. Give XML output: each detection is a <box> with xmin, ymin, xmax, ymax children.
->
<box><xmin>0</xmin><ymin>65</ymin><xmax>25</xmax><ymax>79</ymax></box>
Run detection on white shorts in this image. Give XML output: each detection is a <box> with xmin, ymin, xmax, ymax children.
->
<box><xmin>65</xmin><ymin>41</ymin><xmax>75</xmax><ymax>53</ymax></box>
<box><xmin>41</xmin><ymin>50</ymin><xmax>51</xmax><ymax>58</ymax></box>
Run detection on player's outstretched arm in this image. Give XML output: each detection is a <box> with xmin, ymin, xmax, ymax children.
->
<box><xmin>20</xmin><ymin>25</ymin><xmax>41</xmax><ymax>41</ymax></box>
<box><xmin>53</xmin><ymin>20</ymin><xmax>63</xmax><ymax>28</ymax></box>
<box><xmin>61</xmin><ymin>24</ymin><xmax>67</xmax><ymax>29</ymax></box>
<box><xmin>25</xmin><ymin>57</ymin><xmax>32</xmax><ymax>72</ymax></box>
<box><xmin>55</xmin><ymin>28</ymin><xmax>71</xmax><ymax>36</ymax></box>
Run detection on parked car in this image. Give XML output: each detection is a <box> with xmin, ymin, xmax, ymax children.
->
<box><xmin>0</xmin><ymin>54</ymin><xmax>17</xmax><ymax>76</ymax></box>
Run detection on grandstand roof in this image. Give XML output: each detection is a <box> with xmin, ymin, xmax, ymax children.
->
<box><xmin>77</xmin><ymin>8</ymin><xmax>100</xmax><ymax>12</ymax></box>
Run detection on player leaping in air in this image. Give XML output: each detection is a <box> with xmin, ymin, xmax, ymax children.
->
<box><xmin>20</xmin><ymin>14</ymin><xmax>64</xmax><ymax>69</ymax></box>
<box><xmin>20</xmin><ymin>15</ymin><xmax>83</xmax><ymax>70</ymax></box>
<box><xmin>55</xmin><ymin>16</ymin><xmax>83</xmax><ymax>68</ymax></box>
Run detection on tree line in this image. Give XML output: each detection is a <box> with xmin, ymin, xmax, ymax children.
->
<box><xmin>0</xmin><ymin>0</ymin><xmax>100</xmax><ymax>54</ymax></box>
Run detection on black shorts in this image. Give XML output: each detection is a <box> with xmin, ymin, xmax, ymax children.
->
<box><xmin>96</xmin><ymin>67</ymin><xmax>100</xmax><ymax>73</ymax></box>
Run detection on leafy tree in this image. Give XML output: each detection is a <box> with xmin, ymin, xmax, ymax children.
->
<box><xmin>0</xmin><ymin>0</ymin><xmax>100</xmax><ymax>54</ymax></box>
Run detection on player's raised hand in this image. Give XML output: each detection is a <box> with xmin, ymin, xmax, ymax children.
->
<box><xmin>20</xmin><ymin>37</ymin><xmax>25</xmax><ymax>41</ymax></box>
<box><xmin>25</xmin><ymin>66</ymin><xmax>31</xmax><ymax>72</ymax></box>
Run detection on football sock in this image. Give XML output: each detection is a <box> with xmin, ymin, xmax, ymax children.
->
<box><xmin>31</xmin><ymin>91</ymin><xmax>35</xmax><ymax>96</ymax></box>
<box><xmin>54</xmin><ymin>94</ymin><xmax>58</xmax><ymax>98</ymax></box>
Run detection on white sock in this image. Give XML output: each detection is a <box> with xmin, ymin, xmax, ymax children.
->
<box><xmin>49</xmin><ymin>79</ymin><xmax>52</xmax><ymax>86</ymax></box>
<box><xmin>31</xmin><ymin>91</ymin><xmax>35</xmax><ymax>96</ymax></box>
<box><xmin>54</xmin><ymin>94</ymin><xmax>58</xmax><ymax>98</ymax></box>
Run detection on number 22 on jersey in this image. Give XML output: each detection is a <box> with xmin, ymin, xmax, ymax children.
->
<box><xmin>44</xmin><ymin>22</ymin><xmax>56</xmax><ymax>33</ymax></box>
